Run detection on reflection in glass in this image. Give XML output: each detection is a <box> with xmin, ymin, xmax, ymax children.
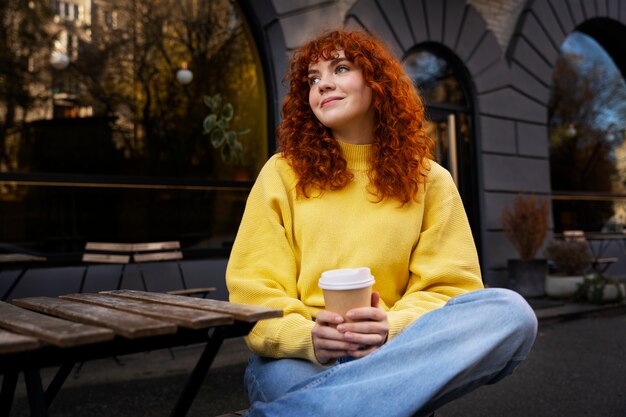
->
<box><xmin>403</xmin><ymin>50</ymin><xmax>466</xmax><ymax>106</ymax></box>
<box><xmin>424</xmin><ymin>119</ymin><xmax>449</xmax><ymax>167</ymax></box>
<box><xmin>1</xmin><ymin>183</ymin><xmax>249</xmax><ymax>252</ymax></box>
<box><xmin>549</xmin><ymin>32</ymin><xmax>626</xmax><ymax>231</ymax></box>
<box><xmin>1</xmin><ymin>0</ymin><xmax>267</xmax><ymax>181</ymax></box>
<box><xmin>0</xmin><ymin>0</ymin><xmax>267</xmax><ymax>253</ymax></box>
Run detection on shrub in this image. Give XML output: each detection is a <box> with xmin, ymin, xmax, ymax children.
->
<box><xmin>500</xmin><ymin>194</ymin><xmax>549</xmax><ymax>261</ymax></box>
<box><xmin>574</xmin><ymin>273</ymin><xmax>624</xmax><ymax>304</ymax></box>
<box><xmin>544</xmin><ymin>239</ymin><xmax>592</xmax><ymax>275</ymax></box>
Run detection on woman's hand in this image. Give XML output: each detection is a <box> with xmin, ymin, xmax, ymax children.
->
<box><xmin>312</xmin><ymin>292</ymin><xmax>389</xmax><ymax>363</ymax></box>
<box><xmin>312</xmin><ymin>311</ymin><xmax>361</xmax><ymax>364</ymax></box>
<box><xmin>337</xmin><ymin>291</ymin><xmax>388</xmax><ymax>358</ymax></box>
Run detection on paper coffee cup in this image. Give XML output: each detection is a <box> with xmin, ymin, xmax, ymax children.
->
<box><xmin>318</xmin><ymin>267</ymin><xmax>375</xmax><ymax>320</ymax></box>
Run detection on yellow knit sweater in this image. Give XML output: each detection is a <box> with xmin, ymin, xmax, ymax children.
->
<box><xmin>226</xmin><ymin>141</ymin><xmax>483</xmax><ymax>364</ymax></box>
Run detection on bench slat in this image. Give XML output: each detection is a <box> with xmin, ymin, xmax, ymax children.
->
<box><xmin>0</xmin><ymin>329</ymin><xmax>40</xmax><ymax>354</ymax></box>
<box><xmin>101</xmin><ymin>290</ymin><xmax>283</xmax><ymax>322</ymax></box>
<box><xmin>167</xmin><ymin>287</ymin><xmax>216</xmax><ymax>296</ymax></box>
<box><xmin>0</xmin><ymin>254</ymin><xmax>47</xmax><ymax>263</ymax></box>
<box><xmin>132</xmin><ymin>241</ymin><xmax>180</xmax><ymax>252</ymax></box>
<box><xmin>0</xmin><ymin>301</ymin><xmax>114</xmax><ymax>348</ymax></box>
<box><xmin>12</xmin><ymin>297</ymin><xmax>177</xmax><ymax>339</ymax></box>
<box><xmin>85</xmin><ymin>242</ymin><xmax>135</xmax><ymax>252</ymax></box>
<box><xmin>82</xmin><ymin>253</ymin><xmax>130</xmax><ymax>264</ymax></box>
<box><xmin>61</xmin><ymin>293</ymin><xmax>233</xmax><ymax>329</ymax></box>
<box><xmin>133</xmin><ymin>251</ymin><xmax>183</xmax><ymax>263</ymax></box>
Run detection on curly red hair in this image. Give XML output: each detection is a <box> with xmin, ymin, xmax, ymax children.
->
<box><xmin>278</xmin><ymin>30</ymin><xmax>433</xmax><ymax>203</ymax></box>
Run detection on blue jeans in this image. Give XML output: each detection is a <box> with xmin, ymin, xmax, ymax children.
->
<box><xmin>244</xmin><ymin>288</ymin><xmax>537</xmax><ymax>417</ymax></box>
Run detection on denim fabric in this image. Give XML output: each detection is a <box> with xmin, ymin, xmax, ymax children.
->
<box><xmin>244</xmin><ymin>288</ymin><xmax>538</xmax><ymax>417</ymax></box>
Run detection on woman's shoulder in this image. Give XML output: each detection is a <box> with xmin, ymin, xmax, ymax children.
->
<box><xmin>256</xmin><ymin>153</ymin><xmax>298</xmax><ymax>189</ymax></box>
<box><xmin>424</xmin><ymin>159</ymin><xmax>451</xmax><ymax>180</ymax></box>
<box><xmin>260</xmin><ymin>153</ymin><xmax>293</xmax><ymax>176</ymax></box>
<box><xmin>423</xmin><ymin>159</ymin><xmax>456</xmax><ymax>191</ymax></box>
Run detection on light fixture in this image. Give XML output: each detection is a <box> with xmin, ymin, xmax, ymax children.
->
<box><xmin>176</xmin><ymin>62</ymin><xmax>193</xmax><ymax>85</ymax></box>
<box><xmin>50</xmin><ymin>51</ymin><xmax>69</xmax><ymax>70</ymax></box>
<box><xmin>565</xmin><ymin>123</ymin><xmax>577</xmax><ymax>138</ymax></box>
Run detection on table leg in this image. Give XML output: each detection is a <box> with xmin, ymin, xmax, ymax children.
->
<box><xmin>45</xmin><ymin>362</ymin><xmax>74</xmax><ymax>407</ymax></box>
<box><xmin>169</xmin><ymin>328</ymin><xmax>225</xmax><ymax>417</ymax></box>
<box><xmin>24</xmin><ymin>368</ymin><xmax>48</xmax><ymax>417</ymax></box>
<box><xmin>1</xmin><ymin>371</ymin><xmax>18</xmax><ymax>417</ymax></box>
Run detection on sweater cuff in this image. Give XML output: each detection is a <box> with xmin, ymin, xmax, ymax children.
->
<box><xmin>386</xmin><ymin>309</ymin><xmax>422</xmax><ymax>341</ymax></box>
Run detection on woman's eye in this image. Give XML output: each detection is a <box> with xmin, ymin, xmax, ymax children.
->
<box><xmin>336</xmin><ymin>65</ymin><xmax>349</xmax><ymax>74</ymax></box>
<box><xmin>308</xmin><ymin>77</ymin><xmax>320</xmax><ymax>86</ymax></box>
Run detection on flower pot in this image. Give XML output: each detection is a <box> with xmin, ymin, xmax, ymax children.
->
<box><xmin>508</xmin><ymin>259</ymin><xmax>547</xmax><ymax>298</ymax></box>
<box><xmin>545</xmin><ymin>274</ymin><xmax>585</xmax><ymax>298</ymax></box>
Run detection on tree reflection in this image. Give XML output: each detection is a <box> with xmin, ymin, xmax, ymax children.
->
<box><xmin>1</xmin><ymin>0</ymin><xmax>265</xmax><ymax>181</ymax></box>
<box><xmin>0</xmin><ymin>0</ymin><xmax>53</xmax><ymax>175</ymax></box>
<box><xmin>549</xmin><ymin>32</ymin><xmax>626</xmax><ymax>230</ymax></box>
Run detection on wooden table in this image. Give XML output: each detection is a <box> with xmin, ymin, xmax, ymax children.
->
<box><xmin>0</xmin><ymin>290</ymin><xmax>282</xmax><ymax>417</ymax></box>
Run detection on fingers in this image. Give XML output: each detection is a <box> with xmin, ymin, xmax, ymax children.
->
<box><xmin>337</xmin><ymin>324</ymin><xmax>387</xmax><ymax>346</ymax></box>
<box><xmin>371</xmin><ymin>291</ymin><xmax>380</xmax><ymax>308</ymax></box>
<box><xmin>315</xmin><ymin>310</ymin><xmax>344</xmax><ymax>326</ymax></box>
<box><xmin>313</xmin><ymin>306</ymin><xmax>389</xmax><ymax>362</ymax></box>
<box><xmin>339</xmin><ymin>305</ymin><xmax>389</xmax><ymax>352</ymax></box>
<box><xmin>312</xmin><ymin>312</ymin><xmax>360</xmax><ymax>363</ymax></box>
<box><xmin>345</xmin><ymin>305</ymin><xmax>386</xmax><ymax>322</ymax></box>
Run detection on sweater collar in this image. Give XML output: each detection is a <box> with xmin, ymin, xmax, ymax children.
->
<box><xmin>337</xmin><ymin>140</ymin><xmax>373</xmax><ymax>171</ymax></box>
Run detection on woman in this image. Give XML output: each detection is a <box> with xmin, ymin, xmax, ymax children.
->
<box><xmin>226</xmin><ymin>30</ymin><xmax>537</xmax><ymax>417</ymax></box>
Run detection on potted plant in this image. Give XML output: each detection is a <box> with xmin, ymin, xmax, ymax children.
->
<box><xmin>500</xmin><ymin>194</ymin><xmax>549</xmax><ymax>297</ymax></box>
<box><xmin>574</xmin><ymin>273</ymin><xmax>625</xmax><ymax>304</ymax></box>
<box><xmin>544</xmin><ymin>239</ymin><xmax>593</xmax><ymax>298</ymax></box>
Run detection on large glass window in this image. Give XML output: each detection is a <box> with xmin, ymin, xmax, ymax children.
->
<box><xmin>549</xmin><ymin>32</ymin><xmax>626</xmax><ymax>232</ymax></box>
<box><xmin>0</xmin><ymin>0</ymin><xmax>267</xmax><ymax>254</ymax></box>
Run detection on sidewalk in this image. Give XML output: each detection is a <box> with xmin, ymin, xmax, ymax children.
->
<box><xmin>7</xmin><ymin>298</ymin><xmax>626</xmax><ymax>417</ymax></box>
<box><xmin>529</xmin><ymin>297</ymin><xmax>626</xmax><ymax>323</ymax></box>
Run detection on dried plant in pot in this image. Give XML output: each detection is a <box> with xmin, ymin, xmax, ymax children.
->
<box><xmin>543</xmin><ymin>239</ymin><xmax>593</xmax><ymax>298</ymax></box>
<box><xmin>500</xmin><ymin>194</ymin><xmax>549</xmax><ymax>298</ymax></box>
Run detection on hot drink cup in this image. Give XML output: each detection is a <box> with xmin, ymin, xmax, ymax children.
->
<box><xmin>318</xmin><ymin>267</ymin><xmax>375</xmax><ymax>321</ymax></box>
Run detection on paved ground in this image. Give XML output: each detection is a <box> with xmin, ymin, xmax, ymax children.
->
<box><xmin>7</xmin><ymin>310</ymin><xmax>626</xmax><ymax>417</ymax></box>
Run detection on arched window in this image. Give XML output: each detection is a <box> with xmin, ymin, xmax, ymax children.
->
<box><xmin>403</xmin><ymin>47</ymin><xmax>479</xmax><ymax>243</ymax></box>
<box><xmin>549</xmin><ymin>31</ymin><xmax>626</xmax><ymax>232</ymax></box>
<box><xmin>0</xmin><ymin>0</ymin><xmax>267</xmax><ymax>254</ymax></box>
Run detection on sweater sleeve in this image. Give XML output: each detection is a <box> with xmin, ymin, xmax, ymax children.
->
<box><xmin>226</xmin><ymin>157</ymin><xmax>319</xmax><ymax>363</ymax></box>
<box><xmin>386</xmin><ymin>164</ymin><xmax>484</xmax><ymax>340</ymax></box>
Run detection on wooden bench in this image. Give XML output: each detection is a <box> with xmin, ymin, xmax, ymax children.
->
<box><xmin>81</xmin><ymin>241</ymin><xmax>216</xmax><ymax>296</ymax></box>
<box><xmin>0</xmin><ymin>290</ymin><xmax>282</xmax><ymax>417</ymax></box>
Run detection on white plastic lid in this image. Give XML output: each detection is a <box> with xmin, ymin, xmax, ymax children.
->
<box><xmin>318</xmin><ymin>267</ymin><xmax>375</xmax><ymax>290</ymax></box>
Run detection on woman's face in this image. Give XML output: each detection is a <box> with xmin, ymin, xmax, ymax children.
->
<box><xmin>307</xmin><ymin>51</ymin><xmax>374</xmax><ymax>140</ymax></box>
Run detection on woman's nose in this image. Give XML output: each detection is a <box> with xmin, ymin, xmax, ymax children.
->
<box><xmin>317</xmin><ymin>75</ymin><xmax>335</xmax><ymax>91</ymax></box>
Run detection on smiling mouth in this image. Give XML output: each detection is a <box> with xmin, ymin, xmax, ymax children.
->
<box><xmin>321</xmin><ymin>97</ymin><xmax>342</xmax><ymax>107</ymax></box>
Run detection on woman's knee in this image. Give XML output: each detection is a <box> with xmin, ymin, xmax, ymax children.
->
<box><xmin>486</xmin><ymin>288</ymin><xmax>538</xmax><ymax>351</ymax></box>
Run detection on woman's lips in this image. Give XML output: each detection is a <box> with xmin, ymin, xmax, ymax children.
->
<box><xmin>321</xmin><ymin>96</ymin><xmax>342</xmax><ymax>107</ymax></box>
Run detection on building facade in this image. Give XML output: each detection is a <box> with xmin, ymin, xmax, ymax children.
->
<box><xmin>2</xmin><ymin>0</ymin><xmax>626</xmax><ymax>298</ymax></box>
<box><xmin>242</xmin><ymin>0</ymin><xmax>626</xmax><ymax>287</ymax></box>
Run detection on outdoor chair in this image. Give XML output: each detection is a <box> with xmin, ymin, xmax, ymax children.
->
<box><xmin>81</xmin><ymin>241</ymin><xmax>215</xmax><ymax>296</ymax></box>
<box><xmin>562</xmin><ymin>230</ymin><xmax>618</xmax><ymax>273</ymax></box>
